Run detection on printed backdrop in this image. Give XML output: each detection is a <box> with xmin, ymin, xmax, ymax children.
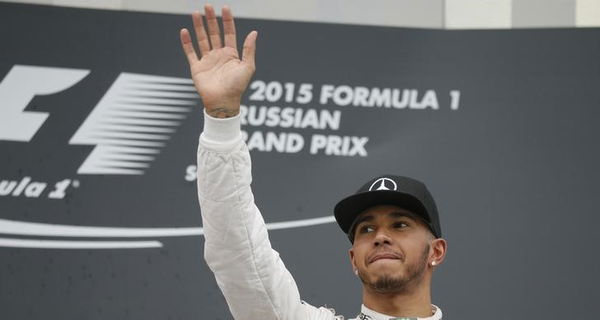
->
<box><xmin>1</xmin><ymin>2</ymin><xmax>599</xmax><ymax>319</ymax></box>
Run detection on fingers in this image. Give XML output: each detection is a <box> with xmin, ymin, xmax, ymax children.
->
<box><xmin>221</xmin><ymin>6</ymin><xmax>237</xmax><ymax>50</ymax></box>
<box><xmin>192</xmin><ymin>11</ymin><xmax>211</xmax><ymax>55</ymax></box>
<box><xmin>242</xmin><ymin>31</ymin><xmax>258</xmax><ymax>69</ymax></box>
<box><xmin>186</xmin><ymin>5</ymin><xmax>245</xmax><ymax>58</ymax></box>
<box><xmin>204</xmin><ymin>4</ymin><xmax>222</xmax><ymax>49</ymax></box>
<box><xmin>179</xmin><ymin>28</ymin><xmax>198</xmax><ymax>65</ymax></box>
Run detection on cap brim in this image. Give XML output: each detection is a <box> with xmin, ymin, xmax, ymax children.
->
<box><xmin>334</xmin><ymin>190</ymin><xmax>432</xmax><ymax>235</ymax></box>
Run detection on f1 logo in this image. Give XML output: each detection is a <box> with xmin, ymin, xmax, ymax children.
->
<box><xmin>0</xmin><ymin>65</ymin><xmax>90</xmax><ymax>141</ymax></box>
<box><xmin>0</xmin><ymin>64</ymin><xmax>196</xmax><ymax>175</ymax></box>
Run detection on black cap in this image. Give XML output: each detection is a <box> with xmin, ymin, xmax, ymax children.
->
<box><xmin>334</xmin><ymin>175</ymin><xmax>442</xmax><ymax>242</ymax></box>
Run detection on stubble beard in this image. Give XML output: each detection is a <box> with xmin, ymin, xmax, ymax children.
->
<box><xmin>359</xmin><ymin>244</ymin><xmax>430</xmax><ymax>294</ymax></box>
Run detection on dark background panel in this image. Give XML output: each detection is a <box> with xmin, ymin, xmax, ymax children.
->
<box><xmin>1</xmin><ymin>2</ymin><xmax>599</xmax><ymax>319</ymax></box>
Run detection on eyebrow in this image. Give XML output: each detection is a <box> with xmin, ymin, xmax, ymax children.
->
<box><xmin>353</xmin><ymin>210</ymin><xmax>417</xmax><ymax>228</ymax></box>
<box><xmin>352</xmin><ymin>215</ymin><xmax>374</xmax><ymax>229</ymax></box>
<box><xmin>389</xmin><ymin>211</ymin><xmax>419</xmax><ymax>220</ymax></box>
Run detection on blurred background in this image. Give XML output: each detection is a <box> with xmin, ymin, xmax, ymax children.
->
<box><xmin>2</xmin><ymin>0</ymin><xmax>600</xmax><ymax>29</ymax></box>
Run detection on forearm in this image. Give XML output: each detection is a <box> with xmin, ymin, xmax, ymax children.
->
<box><xmin>197</xmin><ymin>112</ymin><xmax>309</xmax><ymax>320</ymax></box>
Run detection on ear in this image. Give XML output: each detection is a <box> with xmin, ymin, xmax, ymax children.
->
<box><xmin>429</xmin><ymin>238</ymin><xmax>447</xmax><ymax>267</ymax></box>
<box><xmin>349</xmin><ymin>247</ymin><xmax>357</xmax><ymax>271</ymax></box>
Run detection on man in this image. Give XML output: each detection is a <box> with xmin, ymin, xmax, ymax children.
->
<box><xmin>180</xmin><ymin>4</ymin><xmax>447</xmax><ymax>319</ymax></box>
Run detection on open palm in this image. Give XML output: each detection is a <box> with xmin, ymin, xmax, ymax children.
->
<box><xmin>180</xmin><ymin>5</ymin><xmax>256</xmax><ymax>118</ymax></box>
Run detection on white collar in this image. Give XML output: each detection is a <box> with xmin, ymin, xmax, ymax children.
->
<box><xmin>358</xmin><ymin>304</ymin><xmax>442</xmax><ymax>320</ymax></box>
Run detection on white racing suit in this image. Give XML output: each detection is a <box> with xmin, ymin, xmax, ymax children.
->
<box><xmin>197</xmin><ymin>112</ymin><xmax>443</xmax><ymax>320</ymax></box>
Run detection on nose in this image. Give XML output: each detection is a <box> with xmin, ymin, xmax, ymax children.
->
<box><xmin>373</xmin><ymin>229</ymin><xmax>393</xmax><ymax>246</ymax></box>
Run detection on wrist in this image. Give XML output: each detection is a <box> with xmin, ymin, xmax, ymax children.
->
<box><xmin>205</xmin><ymin>107</ymin><xmax>239</xmax><ymax>118</ymax></box>
<box><xmin>203</xmin><ymin>99</ymin><xmax>241</xmax><ymax>118</ymax></box>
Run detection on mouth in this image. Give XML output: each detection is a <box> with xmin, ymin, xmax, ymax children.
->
<box><xmin>368</xmin><ymin>252</ymin><xmax>403</xmax><ymax>264</ymax></box>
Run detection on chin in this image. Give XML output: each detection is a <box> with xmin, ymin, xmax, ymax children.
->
<box><xmin>364</xmin><ymin>267</ymin><xmax>405</xmax><ymax>284</ymax></box>
<box><xmin>360</xmin><ymin>265</ymin><xmax>421</xmax><ymax>293</ymax></box>
<box><xmin>369</xmin><ymin>274</ymin><xmax>408</xmax><ymax>293</ymax></box>
<box><xmin>371</xmin><ymin>268</ymin><xmax>405</xmax><ymax>281</ymax></box>
<box><xmin>369</xmin><ymin>261</ymin><xmax>404</xmax><ymax>275</ymax></box>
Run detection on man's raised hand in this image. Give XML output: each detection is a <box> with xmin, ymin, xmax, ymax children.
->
<box><xmin>180</xmin><ymin>4</ymin><xmax>257</xmax><ymax>118</ymax></box>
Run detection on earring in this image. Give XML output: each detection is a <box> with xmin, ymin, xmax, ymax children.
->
<box><xmin>354</xmin><ymin>269</ymin><xmax>359</xmax><ymax>276</ymax></box>
<box><xmin>431</xmin><ymin>261</ymin><xmax>437</xmax><ymax>266</ymax></box>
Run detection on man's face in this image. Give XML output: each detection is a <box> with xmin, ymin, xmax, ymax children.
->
<box><xmin>349</xmin><ymin>205</ymin><xmax>434</xmax><ymax>294</ymax></box>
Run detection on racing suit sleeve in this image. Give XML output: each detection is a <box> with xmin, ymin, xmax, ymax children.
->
<box><xmin>197</xmin><ymin>111</ymin><xmax>335</xmax><ymax>320</ymax></box>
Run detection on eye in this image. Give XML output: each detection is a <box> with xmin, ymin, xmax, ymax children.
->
<box><xmin>358</xmin><ymin>225</ymin><xmax>375</xmax><ymax>234</ymax></box>
<box><xmin>393</xmin><ymin>221</ymin><xmax>408</xmax><ymax>229</ymax></box>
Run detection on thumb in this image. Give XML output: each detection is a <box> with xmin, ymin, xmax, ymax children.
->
<box><xmin>241</xmin><ymin>31</ymin><xmax>257</xmax><ymax>69</ymax></box>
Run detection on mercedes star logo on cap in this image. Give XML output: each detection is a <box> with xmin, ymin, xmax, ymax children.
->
<box><xmin>369</xmin><ymin>177</ymin><xmax>398</xmax><ymax>191</ymax></box>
